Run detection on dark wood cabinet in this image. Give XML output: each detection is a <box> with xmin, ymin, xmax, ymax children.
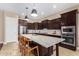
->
<box><xmin>53</xmin><ymin>18</ymin><xmax>61</xmax><ymax>29</ymax></box>
<box><xmin>19</xmin><ymin>19</ymin><xmax>27</xmax><ymax>26</ymax></box>
<box><xmin>34</xmin><ymin>22</ymin><xmax>39</xmax><ymax>29</ymax></box>
<box><xmin>38</xmin><ymin>23</ymin><xmax>43</xmax><ymax>29</ymax></box>
<box><xmin>27</xmin><ymin>22</ymin><xmax>39</xmax><ymax>29</ymax></box>
<box><xmin>48</xmin><ymin>20</ymin><xmax>52</xmax><ymax>29</ymax></box>
<box><xmin>60</xmin><ymin>9</ymin><xmax>77</xmax><ymax>50</ymax></box>
<box><xmin>48</xmin><ymin>18</ymin><xmax>61</xmax><ymax>29</ymax></box>
<box><xmin>19</xmin><ymin>9</ymin><xmax>77</xmax><ymax>30</ymax></box>
<box><xmin>61</xmin><ymin>9</ymin><xmax>77</xmax><ymax>26</ymax></box>
<box><xmin>42</xmin><ymin>20</ymin><xmax>48</xmax><ymax>29</ymax></box>
<box><xmin>27</xmin><ymin>23</ymin><xmax>35</xmax><ymax>29</ymax></box>
<box><xmin>20</xmin><ymin>10</ymin><xmax>77</xmax><ymax>30</ymax></box>
<box><xmin>27</xmin><ymin>18</ymin><xmax>61</xmax><ymax>29</ymax></box>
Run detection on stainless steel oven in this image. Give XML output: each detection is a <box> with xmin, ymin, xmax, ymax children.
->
<box><xmin>61</xmin><ymin>26</ymin><xmax>75</xmax><ymax>46</ymax></box>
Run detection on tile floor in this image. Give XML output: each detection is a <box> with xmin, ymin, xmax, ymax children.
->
<box><xmin>0</xmin><ymin>42</ymin><xmax>79</xmax><ymax>56</ymax></box>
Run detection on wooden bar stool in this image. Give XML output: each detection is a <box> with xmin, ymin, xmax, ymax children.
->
<box><xmin>22</xmin><ymin>36</ymin><xmax>39</xmax><ymax>56</ymax></box>
<box><xmin>18</xmin><ymin>35</ymin><xmax>25</xmax><ymax>55</ymax></box>
<box><xmin>18</xmin><ymin>35</ymin><xmax>39</xmax><ymax>56</ymax></box>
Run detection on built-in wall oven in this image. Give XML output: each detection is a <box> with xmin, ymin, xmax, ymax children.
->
<box><xmin>61</xmin><ymin>26</ymin><xmax>75</xmax><ymax>46</ymax></box>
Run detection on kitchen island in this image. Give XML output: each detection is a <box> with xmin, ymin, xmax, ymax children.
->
<box><xmin>22</xmin><ymin>34</ymin><xmax>65</xmax><ymax>56</ymax></box>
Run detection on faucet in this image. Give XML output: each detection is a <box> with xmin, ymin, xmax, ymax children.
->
<box><xmin>39</xmin><ymin>31</ymin><xmax>40</xmax><ymax>33</ymax></box>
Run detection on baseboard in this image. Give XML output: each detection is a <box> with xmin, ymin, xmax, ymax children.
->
<box><xmin>3</xmin><ymin>41</ymin><xmax>19</xmax><ymax>45</ymax></box>
<box><xmin>0</xmin><ymin>41</ymin><xmax>7</xmax><ymax>45</ymax></box>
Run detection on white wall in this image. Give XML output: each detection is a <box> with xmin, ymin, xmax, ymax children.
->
<box><xmin>4</xmin><ymin>16</ymin><xmax>18</xmax><ymax>43</ymax></box>
<box><xmin>0</xmin><ymin>10</ymin><xmax>18</xmax><ymax>44</ymax></box>
<box><xmin>0</xmin><ymin>10</ymin><xmax>4</xmax><ymax>43</ymax></box>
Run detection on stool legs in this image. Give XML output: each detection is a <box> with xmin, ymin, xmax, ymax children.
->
<box><xmin>37</xmin><ymin>47</ymin><xmax>39</xmax><ymax>56</ymax></box>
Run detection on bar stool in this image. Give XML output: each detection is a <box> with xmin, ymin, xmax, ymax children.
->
<box><xmin>18</xmin><ymin>35</ymin><xmax>39</xmax><ymax>56</ymax></box>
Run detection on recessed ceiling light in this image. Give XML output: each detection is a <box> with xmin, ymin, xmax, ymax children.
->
<box><xmin>53</xmin><ymin>5</ymin><xmax>56</xmax><ymax>8</ymax></box>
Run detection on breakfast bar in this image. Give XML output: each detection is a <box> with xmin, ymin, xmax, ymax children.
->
<box><xmin>22</xmin><ymin>34</ymin><xmax>65</xmax><ymax>56</ymax></box>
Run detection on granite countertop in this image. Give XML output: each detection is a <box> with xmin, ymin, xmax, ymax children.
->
<box><xmin>47</xmin><ymin>33</ymin><xmax>61</xmax><ymax>36</ymax></box>
<box><xmin>34</xmin><ymin>33</ymin><xmax>61</xmax><ymax>36</ymax></box>
<box><xmin>22</xmin><ymin>34</ymin><xmax>65</xmax><ymax>48</ymax></box>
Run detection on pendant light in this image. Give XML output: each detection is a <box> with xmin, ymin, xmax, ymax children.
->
<box><xmin>25</xmin><ymin>15</ymin><xmax>28</xmax><ymax>20</ymax></box>
<box><xmin>24</xmin><ymin>7</ymin><xmax>29</xmax><ymax>21</ymax></box>
<box><xmin>31</xmin><ymin>9</ymin><xmax>38</xmax><ymax>17</ymax></box>
<box><xmin>31</xmin><ymin>4</ymin><xmax>38</xmax><ymax>17</ymax></box>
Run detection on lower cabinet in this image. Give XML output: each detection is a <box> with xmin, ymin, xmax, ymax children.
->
<box><xmin>59</xmin><ymin>43</ymin><xmax>76</xmax><ymax>51</ymax></box>
<box><xmin>30</xmin><ymin>41</ymin><xmax>53</xmax><ymax>56</ymax></box>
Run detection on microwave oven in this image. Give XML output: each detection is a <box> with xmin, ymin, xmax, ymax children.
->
<box><xmin>61</xmin><ymin>26</ymin><xmax>75</xmax><ymax>34</ymax></box>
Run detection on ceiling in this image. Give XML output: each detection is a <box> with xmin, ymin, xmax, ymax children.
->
<box><xmin>0</xmin><ymin>3</ymin><xmax>79</xmax><ymax>20</ymax></box>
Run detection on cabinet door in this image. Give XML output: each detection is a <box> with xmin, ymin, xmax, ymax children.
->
<box><xmin>42</xmin><ymin>20</ymin><xmax>48</xmax><ymax>29</ymax></box>
<box><xmin>61</xmin><ymin>13</ymin><xmax>68</xmax><ymax>26</ymax></box>
<box><xmin>67</xmin><ymin>11</ymin><xmax>76</xmax><ymax>26</ymax></box>
<box><xmin>27</xmin><ymin>23</ymin><xmax>32</xmax><ymax>29</ymax></box>
<box><xmin>27</xmin><ymin>23</ymin><xmax>38</xmax><ymax>29</ymax></box>
<box><xmin>30</xmin><ymin>23</ymin><xmax>35</xmax><ymax>29</ymax></box>
<box><xmin>48</xmin><ymin>20</ymin><xmax>53</xmax><ymax>29</ymax></box>
<box><xmin>19</xmin><ymin>19</ymin><xmax>27</xmax><ymax>26</ymax></box>
<box><xmin>34</xmin><ymin>23</ymin><xmax>38</xmax><ymax>29</ymax></box>
<box><xmin>54</xmin><ymin>18</ymin><xmax>61</xmax><ymax>29</ymax></box>
<box><xmin>48</xmin><ymin>18</ymin><xmax>61</xmax><ymax>29</ymax></box>
<box><xmin>61</xmin><ymin>9</ymin><xmax>77</xmax><ymax>26</ymax></box>
<box><xmin>38</xmin><ymin>23</ymin><xmax>43</xmax><ymax>29</ymax></box>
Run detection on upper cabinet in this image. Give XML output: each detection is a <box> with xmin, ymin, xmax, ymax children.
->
<box><xmin>26</xmin><ymin>18</ymin><xmax>61</xmax><ymax>30</ymax></box>
<box><xmin>33</xmin><ymin>22</ymin><xmax>39</xmax><ymax>29</ymax></box>
<box><xmin>42</xmin><ymin>20</ymin><xmax>48</xmax><ymax>29</ymax></box>
<box><xmin>61</xmin><ymin>9</ymin><xmax>77</xmax><ymax>26</ymax></box>
<box><xmin>19</xmin><ymin>19</ymin><xmax>27</xmax><ymax>26</ymax></box>
<box><xmin>40</xmin><ymin>18</ymin><xmax>61</xmax><ymax>29</ymax></box>
<box><xmin>38</xmin><ymin>23</ymin><xmax>43</xmax><ymax>29</ymax></box>
<box><xmin>20</xmin><ymin>9</ymin><xmax>77</xmax><ymax>30</ymax></box>
<box><xmin>48</xmin><ymin>18</ymin><xmax>61</xmax><ymax>29</ymax></box>
<box><xmin>27</xmin><ymin>22</ymin><xmax>39</xmax><ymax>29</ymax></box>
<box><xmin>27</xmin><ymin>23</ymin><xmax>34</xmax><ymax>29</ymax></box>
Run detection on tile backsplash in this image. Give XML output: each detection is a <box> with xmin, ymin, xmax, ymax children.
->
<box><xmin>27</xmin><ymin>29</ymin><xmax>61</xmax><ymax>36</ymax></box>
